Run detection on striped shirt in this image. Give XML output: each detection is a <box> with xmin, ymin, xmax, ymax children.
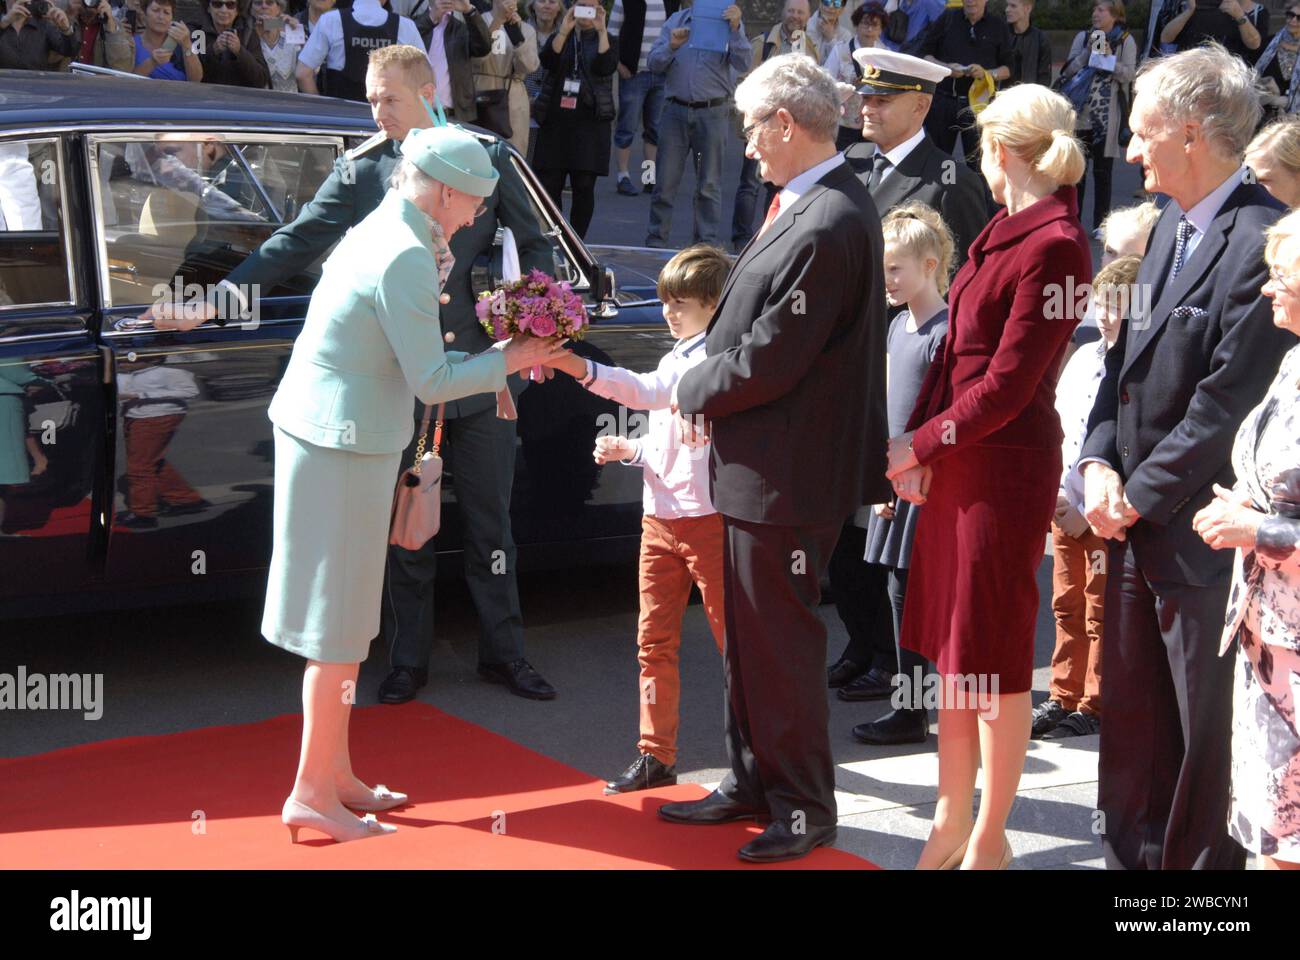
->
<box><xmin>609</xmin><ymin>0</ymin><xmax>668</xmax><ymax>73</ymax></box>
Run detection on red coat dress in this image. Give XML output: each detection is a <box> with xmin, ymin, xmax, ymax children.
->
<box><xmin>901</xmin><ymin>185</ymin><xmax>1092</xmax><ymax>694</ymax></box>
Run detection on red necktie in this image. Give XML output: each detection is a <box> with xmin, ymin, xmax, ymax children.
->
<box><xmin>757</xmin><ymin>193</ymin><xmax>781</xmax><ymax>238</ymax></box>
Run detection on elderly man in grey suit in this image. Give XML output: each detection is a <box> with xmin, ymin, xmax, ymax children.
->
<box><xmin>658</xmin><ymin>53</ymin><xmax>890</xmax><ymax>863</ymax></box>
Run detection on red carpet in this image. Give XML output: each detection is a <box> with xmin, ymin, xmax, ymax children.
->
<box><xmin>0</xmin><ymin>704</ymin><xmax>877</xmax><ymax>870</ymax></box>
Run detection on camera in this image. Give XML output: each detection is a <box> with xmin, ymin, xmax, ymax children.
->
<box><xmin>28</xmin><ymin>0</ymin><xmax>50</xmax><ymax>16</ymax></box>
<box><xmin>574</xmin><ymin>4</ymin><xmax>596</xmax><ymax>19</ymax></box>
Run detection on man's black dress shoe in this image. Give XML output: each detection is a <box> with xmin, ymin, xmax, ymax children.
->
<box><xmin>477</xmin><ymin>658</ymin><xmax>557</xmax><ymax>700</ymax></box>
<box><xmin>738</xmin><ymin>820</ymin><xmax>838</xmax><ymax>863</ymax></box>
<box><xmin>604</xmin><ymin>753</ymin><xmax>677</xmax><ymax>794</ymax></box>
<box><xmin>851</xmin><ymin>708</ymin><xmax>929</xmax><ymax>745</ymax></box>
<box><xmin>377</xmin><ymin>666</ymin><xmax>428</xmax><ymax>704</ymax></box>
<box><xmin>837</xmin><ymin>666</ymin><xmax>896</xmax><ymax>702</ymax></box>
<box><xmin>827</xmin><ymin>657</ymin><xmax>867</xmax><ymax>688</ymax></box>
<box><xmin>1030</xmin><ymin>698</ymin><xmax>1068</xmax><ymax>738</ymax></box>
<box><xmin>658</xmin><ymin>790</ymin><xmax>764</xmax><ymax>825</ymax></box>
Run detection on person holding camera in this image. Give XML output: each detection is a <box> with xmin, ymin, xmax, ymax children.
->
<box><xmin>132</xmin><ymin>0</ymin><xmax>202</xmax><ymax>81</ymax></box>
<box><xmin>251</xmin><ymin>0</ymin><xmax>304</xmax><ymax>91</ymax></box>
<box><xmin>532</xmin><ymin>2</ymin><xmax>618</xmax><ymax>238</ymax></box>
<box><xmin>1161</xmin><ymin>0</ymin><xmax>1264</xmax><ymax>62</ymax></box>
<box><xmin>199</xmin><ymin>0</ymin><xmax>271</xmax><ymax>87</ymax></box>
<box><xmin>66</xmin><ymin>0</ymin><xmax>134</xmax><ymax>70</ymax></box>
<box><xmin>0</xmin><ymin>0</ymin><xmax>80</xmax><ymax>70</ymax></box>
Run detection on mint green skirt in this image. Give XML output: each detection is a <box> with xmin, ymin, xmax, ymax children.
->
<box><xmin>261</xmin><ymin>427</ymin><xmax>402</xmax><ymax>664</ymax></box>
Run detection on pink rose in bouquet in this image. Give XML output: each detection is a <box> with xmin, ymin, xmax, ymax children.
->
<box><xmin>477</xmin><ymin>270</ymin><xmax>589</xmax><ymax>380</ymax></box>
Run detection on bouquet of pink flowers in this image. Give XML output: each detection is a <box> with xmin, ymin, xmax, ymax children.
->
<box><xmin>475</xmin><ymin>270</ymin><xmax>589</xmax><ymax>380</ymax></box>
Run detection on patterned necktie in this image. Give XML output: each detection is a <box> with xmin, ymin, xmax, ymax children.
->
<box><xmin>1171</xmin><ymin>215</ymin><xmax>1194</xmax><ymax>280</ymax></box>
<box><xmin>757</xmin><ymin>193</ymin><xmax>782</xmax><ymax>238</ymax></box>
<box><xmin>868</xmin><ymin>151</ymin><xmax>891</xmax><ymax>191</ymax></box>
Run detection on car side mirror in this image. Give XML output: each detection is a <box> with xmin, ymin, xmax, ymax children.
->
<box><xmin>591</xmin><ymin>264</ymin><xmax>618</xmax><ymax>318</ymax></box>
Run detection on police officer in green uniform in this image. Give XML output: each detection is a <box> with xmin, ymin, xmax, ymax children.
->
<box><xmin>153</xmin><ymin>44</ymin><xmax>559</xmax><ymax>701</ymax></box>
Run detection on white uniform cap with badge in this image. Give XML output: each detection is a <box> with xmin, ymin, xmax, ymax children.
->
<box><xmin>399</xmin><ymin>125</ymin><xmax>500</xmax><ymax>198</ymax></box>
<box><xmin>852</xmin><ymin>48</ymin><xmax>951</xmax><ymax>96</ymax></box>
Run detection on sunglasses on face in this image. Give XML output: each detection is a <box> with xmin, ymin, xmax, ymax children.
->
<box><xmin>210</xmin><ymin>1</ymin><xmax>238</xmax><ymax>8</ymax></box>
<box><xmin>1288</xmin><ymin>11</ymin><xmax>1300</xmax><ymax>19</ymax></box>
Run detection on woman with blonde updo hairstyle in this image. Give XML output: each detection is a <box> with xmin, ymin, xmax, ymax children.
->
<box><xmin>884</xmin><ymin>83</ymin><xmax>1093</xmax><ymax>869</ymax></box>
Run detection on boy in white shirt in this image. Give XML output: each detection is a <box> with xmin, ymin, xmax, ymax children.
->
<box><xmin>551</xmin><ymin>244</ymin><xmax>729</xmax><ymax>793</ymax></box>
<box><xmin>1035</xmin><ymin>254</ymin><xmax>1140</xmax><ymax>740</ymax></box>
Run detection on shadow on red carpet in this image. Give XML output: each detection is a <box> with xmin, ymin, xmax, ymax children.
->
<box><xmin>0</xmin><ymin>703</ymin><xmax>877</xmax><ymax>869</ymax></box>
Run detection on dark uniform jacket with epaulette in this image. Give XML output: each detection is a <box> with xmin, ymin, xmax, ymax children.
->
<box><xmin>219</xmin><ymin>131</ymin><xmax>551</xmax><ymax>418</ymax></box>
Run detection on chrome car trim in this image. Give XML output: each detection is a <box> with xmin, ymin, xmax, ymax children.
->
<box><xmin>0</xmin><ymin>135</ymin><xmax>78</xmax><ymax>314</ymax></box>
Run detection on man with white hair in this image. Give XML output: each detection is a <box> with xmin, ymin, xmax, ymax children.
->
<box><xmin>658</xmin><ymin>53</ymin><xmax>890</xmax><ymax>863</ymax></box>
<box><xmin>1080</xmin><ymin>42</ymin><xmax>1294</xmax><ymax>870</ymax></box>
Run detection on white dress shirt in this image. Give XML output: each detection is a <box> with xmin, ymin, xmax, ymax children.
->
<box><xmin>118</xmin><ymin>366</ymin><xmax>200</xmax><ymax>420</ymax></box>
<box><xmin>297</xmin><ymin>0</ymin><xmax>425</xmax><ymax>72</ymax></box>
<box><xmin>774</xmin><ymin>151</ymin><xmax>846</xmax><ymax>226</ymax></box>
<box><xmin>426</xmin><ymin>12</ymin><xmax>454</xmax><ymax>110</ymax></box>
<box><xmin>1170</xmin><ymin>167</ymin><xmax>1249</xmax><ymax>283</ymax></box>
<box><xmin>872</xmin><ymin>126</ymin><xmax>927</xmax><ymax>186</ymax></box>
<box><xmin>582</xmin><ymin>332</ymin><xmax>715</xmax><ymax>519</ymax></box>
<box><xmin>1055</xmin><ymin>339</ymin><xmax>1109</xmax><ymax>513</ymax></box>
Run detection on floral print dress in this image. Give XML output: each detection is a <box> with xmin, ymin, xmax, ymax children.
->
<box><xmin>1221</xmin><ymin>342</ymin><xmax>1300</xmax><ymax>863</ymax></box>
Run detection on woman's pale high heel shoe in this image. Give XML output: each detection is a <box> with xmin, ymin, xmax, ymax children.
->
<box><xmin>998</xmin><ymin>839</ymin><xmax>1014</xmax><ymax>870</ymax></box>
<box><xmin>282</xmin><ymin>797</ymin><xmax>397</xmax><ymax>844</ymax></box>
<box><xmin>937</xmin><ymin>834</ymin><xmax>972</xmax><ymax>870</ymax></box>
<box><xmin>341</xmin><ymin>784</ymin><xmax>409</xmax><ymax>813</ymax></box>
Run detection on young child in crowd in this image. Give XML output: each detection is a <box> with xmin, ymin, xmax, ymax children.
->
<box><xmin>1034</xmin><ymin>253</ymin><xmax>1142</xmax><ymax>739</ymax></box>
<box><xmin>550</xmin><ymin>244</ymin><xmax>729</xmax><ymax>793</ymax></box>
<box><xmin>848</xmin><ymin>202</ymin><xmax>953</xmax><ymax>746</ymax></box>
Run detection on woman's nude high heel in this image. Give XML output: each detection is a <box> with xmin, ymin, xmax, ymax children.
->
<box><xmin>341</xmin><ymin>784</ymin><xmax>409</xmax><ymax>813</ymax></box>
<box><xmin>282</xmin><ymin>797</ymin><xmax>397</xmax><ymax>844</ymax></box>
<box><xmin>937</xmin><ymin>835</ymin><xmax>971</xmax><ymax>870</ymax></box>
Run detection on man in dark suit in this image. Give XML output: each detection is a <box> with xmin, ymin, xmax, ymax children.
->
<box><xmin>830</xmin><ymin>48</ymin><xmax>987</xmax><ymax>730</ymax></box>
<box><xmin>847</xmin><ymin>50</ymin><xmax>988</xmax><ymax>274</ymax></box>
<box><xmin>150</xmin><ymin>44</ymin><xmax>557</xmax><ymax>701</ymax></box>
<box><xmin>658</xmin><ymin>52</ymin><xmax>891</xmax><ymax>863</ymax></box>
<box><xmin>1080</xmin><ymin>44</ymin><xmax>1293</xmax><ymax>870</ymax></box>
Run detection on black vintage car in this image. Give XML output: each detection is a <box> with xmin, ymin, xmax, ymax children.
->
<box><xmin>0</xmin><ymin>71</ymin><xmax>676</xmax><ymax>617</ymax></box>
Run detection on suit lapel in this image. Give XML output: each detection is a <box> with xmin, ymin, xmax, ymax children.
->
<box><xmin>1141</xmin><ymin>201</ymin><xmax>1181</xmax><ymax>308</ymax></box>
<box><xmin>1122</xmin><ymin>198</ymin><xmax>1236</xmax><ymax>379</ymax></box>
<box><xmin>707</xmin><ymin>163</ymin><xmax>851</xmax><ymax>335</ymax></box>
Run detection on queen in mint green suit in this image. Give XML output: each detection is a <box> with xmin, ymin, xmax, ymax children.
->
<box><xmin>265</xmin><ymin>124</ymin><xmax>565</xmax><ymax>845</ymax></box>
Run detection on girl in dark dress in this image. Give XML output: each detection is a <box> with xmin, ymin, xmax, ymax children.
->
<box><xmin>532</xmin><ymin>1</ymin><xmax>616</xmax><ymax>238</ymax></box>
<box><xmin>855</xmin><ymin>202</ymin><xmax>952</xmax><ymax>746</ymax></box>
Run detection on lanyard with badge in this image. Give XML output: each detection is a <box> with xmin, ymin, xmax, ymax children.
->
<box><xmin>560</xmin><ymin>29</ymin><xmax>582</xmax><ymax>110</ymax></box>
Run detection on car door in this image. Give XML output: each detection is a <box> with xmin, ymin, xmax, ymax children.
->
<box><xmin>86</xmin><ymin>130</ymin><xmax>344</xmax><ymax>586</ymax></box>
<box><xmin>0</xmin><ymin>134</ymin><xmax>105</xmax><ymax>608</ymax></box>
<box><xmin>496</xmin><ymin>151</ymin><xmax>677</xmax><ymax>560</ymax></box>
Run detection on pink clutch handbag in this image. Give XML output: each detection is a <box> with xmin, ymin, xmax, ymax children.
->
<box><xmin>389</xmin><ymin>402</ymin><xmax>445</xmax><ymax>551</ymax></box>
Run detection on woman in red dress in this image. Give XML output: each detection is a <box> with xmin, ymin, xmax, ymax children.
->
<box><xmin>886</xmin><ymin>84</ymin><xmax>1092</xmax><ymax>869</ymax></box>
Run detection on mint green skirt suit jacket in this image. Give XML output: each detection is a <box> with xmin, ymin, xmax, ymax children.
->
<box><xmin>261</xmin><ymin>191</ymin><xmax>507</xmax><ymax>663</ymax></box>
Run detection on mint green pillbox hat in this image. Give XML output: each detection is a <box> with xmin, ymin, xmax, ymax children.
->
<box><xmin>400</xmin><ymin>125</ymin><xmax>499</xmax><ymax>198</ymax></box>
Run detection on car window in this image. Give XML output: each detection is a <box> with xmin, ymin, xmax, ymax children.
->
<box><xmin>0</xmin><ymin>137</ymin><xmax>73</xmax><ymax>310</ymax></box>
<box><xmin>89</xmin><ymin>134</ymin><xmax>339</xmax><ymax>308</ymax></box>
